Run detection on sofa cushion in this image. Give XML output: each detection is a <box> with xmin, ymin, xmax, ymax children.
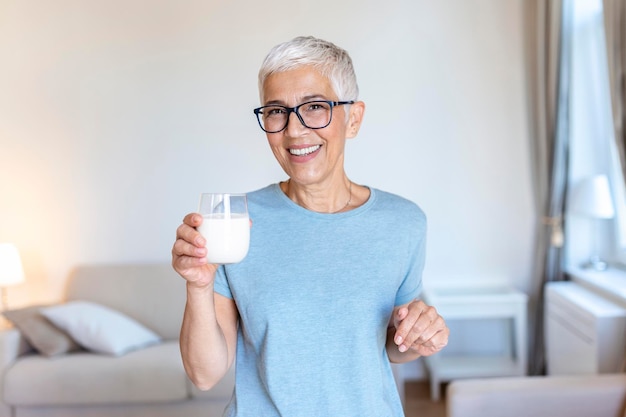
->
<box><xmin>40</xmin><ymin>301</ymin><xmax>161</xmax><ymax>356</ymax></box>
<box><xmin>2</xmin><ymin>305</ymin><xmax>81</xmax><ymax>357</ymax></box>
<box><xmin>4</xmin><ymin>341</ymin><xmax>188</xmax><ymax>406</ymax></box>
<box><xmin>65</xmin><ymin>264</ymin><xmax>186</xmax><ymax>340</ymax></box>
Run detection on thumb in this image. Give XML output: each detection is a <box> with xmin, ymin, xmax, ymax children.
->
<box><xmin>394</xmin><ymin>306</ymin><xmax>409</xmax><ymax>328</ymax></box>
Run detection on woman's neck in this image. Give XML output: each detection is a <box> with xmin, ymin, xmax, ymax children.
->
<box><xmin>282</xmin><ymin>177</ymin><xmax>353</xmax><ymax>214</ymax></box>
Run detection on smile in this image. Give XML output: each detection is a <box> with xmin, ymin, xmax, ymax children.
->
<box><xmin>289</xmin><ymin>145</ymin><xmax>321</xmax><ymax>156</ymax></box>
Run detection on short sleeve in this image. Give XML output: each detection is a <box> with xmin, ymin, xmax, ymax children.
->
<box><xmin>394</xmin><ymin>210</ymin><xmax>426</xmax><ymax>306</ymax></box>
<box><xmin>213</xmin><ymin>265</ymin><xmax>233</xmax><ymax>299</ymax></box>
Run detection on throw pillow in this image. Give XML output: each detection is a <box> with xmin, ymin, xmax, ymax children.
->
<box><xmin>3</xmin><ymin>305</ymin><xmax>81</xmax><ymax>357</ymax></box>
<box><xmin>40</xmin><ymin>301</ymin><xmax>161</xmax><ymax>356</ymax></box>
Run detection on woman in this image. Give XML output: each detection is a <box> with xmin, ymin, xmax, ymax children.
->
<box><xmin>172</xmin><ymin>36</ymin><xmax>449</xmax><ymax>416</ymax></box>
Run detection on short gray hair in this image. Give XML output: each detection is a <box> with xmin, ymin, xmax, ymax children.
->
<box><xmin>258</xmin><ymin>36</ymin><xmax>359</xmax><ymax>103</ymax></box>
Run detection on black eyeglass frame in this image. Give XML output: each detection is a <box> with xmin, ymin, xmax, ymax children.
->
<box><xmin>253</xmin><ymin>100</ymin><xmax>355</xmax><ymax>133</ymax></box>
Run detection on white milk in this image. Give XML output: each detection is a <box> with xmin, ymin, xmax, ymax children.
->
<box><xmin>198</xmin><ymin>213</ymin><xmax>250</xmax><ymax>264</ymax></box>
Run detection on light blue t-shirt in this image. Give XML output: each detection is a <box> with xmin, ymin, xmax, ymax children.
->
<box><xmin>214</xmin><ymin>184</ymin><xmax>426</xmax><ymax>417</ymax></box>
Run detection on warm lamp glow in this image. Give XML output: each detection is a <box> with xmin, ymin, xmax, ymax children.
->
<box><xmin>0</xmin><ymin>243</ymin><xmax>25</xmax><ymax>286</ymax></box>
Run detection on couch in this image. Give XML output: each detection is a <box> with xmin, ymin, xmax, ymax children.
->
<box><xmin>446</xmin><ymin>373</ymin><xmax>626</xmax><ymax>417</ymax></box>
<box><xmin>0</xmin><ymin>263</ymin><xmax>235</xmax><ymax>417</ymax></box>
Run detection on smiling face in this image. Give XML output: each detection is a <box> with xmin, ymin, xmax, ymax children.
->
<box><xmin>261</xmin><ymin>66</ymin><xmax>364</xmax><ymax>189</ymax></box>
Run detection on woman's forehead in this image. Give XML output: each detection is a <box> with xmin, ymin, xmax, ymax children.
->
<box><xmin>261</xmin><ymin>66</ymin><xmax>336</xmax><ymax>104</ymax></box>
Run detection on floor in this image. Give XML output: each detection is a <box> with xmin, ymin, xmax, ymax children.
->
<box><xmin>403</xmin><ymin>381</ymin><xmax>446</xmax><ymax>417</ymax></box>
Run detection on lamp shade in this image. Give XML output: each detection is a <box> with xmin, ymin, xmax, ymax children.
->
<box><xmin>570</xmin><ymin>175</ymin><xmax>615</xmax><ymax>219</ymax></box>
<box><xmin>0</xmin><ymin>244</ymin><xmax>25</xmax><ymax>286</ymax></box>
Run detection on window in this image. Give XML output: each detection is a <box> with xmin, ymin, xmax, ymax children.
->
<box><xmin>566</xmin><ymin>0</ymin><xmax>626</xmax><ymax>300</ymax></box>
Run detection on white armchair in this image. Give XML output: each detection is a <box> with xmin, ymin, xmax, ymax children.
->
<box><xmin>446</xmin><ymin>374</ymin><xmax>626</xmax><ymax>417</ymax></box>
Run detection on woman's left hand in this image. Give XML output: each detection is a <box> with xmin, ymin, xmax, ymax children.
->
<box><xmin>389</xmin><ymin>299</ymin><xmax>449</xmax><ymax>357</ymax></box>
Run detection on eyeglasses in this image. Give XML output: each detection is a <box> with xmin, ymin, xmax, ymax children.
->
<box><xmin>253</xmin><ymin>100</ymin><xmax>354</xmax><ymax>133</ymax></box>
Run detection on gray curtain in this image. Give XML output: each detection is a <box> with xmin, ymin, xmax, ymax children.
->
<box><xmin>603</xmin><ymin>0</ymin><xmax>626</xmax><ymax>376</ymax></box>
<box><xmin>603</xmin><ymin>0</ymin><xmax>626</xmax><ymax>182</ymax></box>
<box><xmin>524</xmin><ymin>0</ymin><xmax>573</xmax><ymax>376</ymax></box>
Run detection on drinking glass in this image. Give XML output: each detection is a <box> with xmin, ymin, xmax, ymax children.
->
<box><xmin>197</xmin><ymin>193</ymin><xmax>249</xmax><ymax>264</ymax></box>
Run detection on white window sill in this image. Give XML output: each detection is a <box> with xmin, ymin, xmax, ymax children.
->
<box><xmin>566</xmin><ymin>265</ymin><xmax>626</xmax><ymax>307</ymax></box>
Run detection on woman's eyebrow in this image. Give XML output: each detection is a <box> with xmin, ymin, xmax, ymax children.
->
<box><xmin>263</xmin><ymin>95</ymin><xmax>329</xmax><ymax>106</ymax></box>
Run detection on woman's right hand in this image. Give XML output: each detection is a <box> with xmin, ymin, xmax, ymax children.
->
<box><xmin>172</xmin><ymin>213</ymin><xmax>219</xmax><ymax>287</ymax></box>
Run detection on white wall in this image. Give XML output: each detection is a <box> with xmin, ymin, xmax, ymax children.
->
<box><xmin>0</xmin><ymin>0</ymin><xmax>533</xmax><ymax>309</ymax></box>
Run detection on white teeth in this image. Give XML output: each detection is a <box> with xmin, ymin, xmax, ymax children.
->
<box><xmin>289</xmin><ymin>145</ymin><xmax>321</xmax><ymax>156</ymax></box>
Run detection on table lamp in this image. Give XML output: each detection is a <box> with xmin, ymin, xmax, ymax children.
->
<box><xmin>570</xmin><ymin>175</ymin><xmax>615</xmax><ymax>271</ymax></box>
<box><xmin>0</xmin><ymin>243</ymin><xmax>25</xmax><ymax>310</ymax></box>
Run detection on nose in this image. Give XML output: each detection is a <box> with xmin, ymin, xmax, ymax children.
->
<box><xmin>284</xmin><ymin>108</ymin><xmax>308</xmax><ymax>136</ymax></box>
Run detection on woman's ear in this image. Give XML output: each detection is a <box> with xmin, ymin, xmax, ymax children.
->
<box><xmin>346</xmin><ymin>101</ymin><xmax>365</xmax><ymax>139</ymax></box>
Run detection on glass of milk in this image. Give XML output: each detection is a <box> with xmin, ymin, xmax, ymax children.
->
<box><xmin>197</xmin><ymin>193</ymin><xmax>250</xmax><ymax>264</ymax></box>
